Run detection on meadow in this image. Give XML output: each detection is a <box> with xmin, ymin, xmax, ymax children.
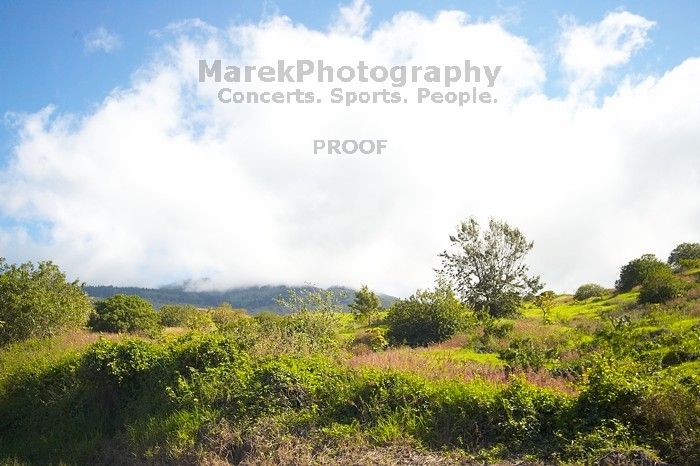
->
<box><xmin>0</xmin><ymin>283</ymin><xmax>699</xmax><ymax>465</ymax></box>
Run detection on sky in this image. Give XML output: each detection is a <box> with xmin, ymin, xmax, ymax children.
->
<box><xmin>0</xmin><ymin>0</ymin><xmax>699</xmax><ymax>296</ymax></box>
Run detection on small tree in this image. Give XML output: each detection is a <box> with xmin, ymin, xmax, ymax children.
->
<box><xmin>534</xmin><ymin>290</ymin><xmax>556</xmax><ymax>324</ymax></box>
<box><xmin>90</xmin><ymin>294</ymin><xmax>161</xmax><ymax>335</ymax></box>
<box><xmin>439</xmin><ymin>217</ymin><xmax>542</xmax><ymax>318</ymax></box>
<box><xmin>349</xmin><ymin>285</ymin><xmax>381</xmax><ymax>326</ymax></box>
<box><xmin>615</xmin><ymin>254</ymin><xmax>669</xmax><ymax>293</ymax></box>
<box><xmin>668</xmin><ymin>242</ymin><xmax>700</xmax><ymax>268</ymax></box>
<box><xmin>0</xmin><ymin>259</ymin><xmax>93</xmax><ymax>345</ymax></box>
<box><xmin>386</xmin><ymin>283</ymin><xmax>468</xmax><ymax>347</ymax></box>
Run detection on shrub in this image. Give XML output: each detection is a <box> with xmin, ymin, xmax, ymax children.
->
<box><xmin>638</xmin><ymin>268</ymin><xmax>687</xmax><ymax>304</ymax></box>
<box><xmin>386</xmin><ymin>284</ymin><xmax>468</xmax><ymax>347</ymax></box>
<box><xmin>668</xmin><ymin>242</ymin><xmax>700</xmax><ymax>268</ymax></box>
<box><xmin>574</xmin><ymin>283</ymin><xmax>608</xmax><ymax>301</ymax></box>
<box><xmin>615</xmin><ymin>254</ymin><xmax>670</xmax><ymax>292</ymax></box>
<box><xmin>0</xmin><ymin>259</ymin><xmax>92</xmax><ymax>345</ymax></box>
<box><xmin>498</xmin><ymin>338</ymin><xmax>557</xmax><ymax>371</ymax></box>
<box><xmin>89</xmin><ymin>294</ymin><xmax>161</xmax><ymax>335</ymax></box>
<box><xmin>159</xmin><ymin>304</ymin><xmax>199</xmax><ymax>327</ymax></box>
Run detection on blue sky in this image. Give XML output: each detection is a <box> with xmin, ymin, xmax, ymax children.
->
<box><xmin>0</xmin><ymin>1</ymin><xmax>699</xmax><ymax>293</ymax></box>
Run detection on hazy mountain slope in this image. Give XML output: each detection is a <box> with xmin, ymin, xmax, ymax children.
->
<box><xmin>83</xmin><ymin>284</ymin><xmax>398</xmax><ymax>313</ymax></box>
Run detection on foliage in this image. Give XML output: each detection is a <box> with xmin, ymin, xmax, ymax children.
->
<box><xmin>0</xmin><ymin>259</ymin><xmax>92</xmax><ymax>345</ymax></box>
<box><xmin>533</xmin><ymin>290</ymin><xmax>556</xmax><ymax>323</ymax></box>
<box><xmin>159</xmin><ymin>304</ymin><xmax>199</xmax><ymax>327</ymax></box>
<box><xmin>498</xmin><ymin>337</ymin><xmax>557</xmax><ymax>371</ymax></box>
<box><xmin>615</xmin><ymin>254</ymin><xmax>669</xmax><ymax>293</ymax></box>
<box><xmin>668</xmin><ymin>242</ymin><xmax>700</xmax><ymax>268</ymax></box>
<box><xmin>439</xmin><ymin>217</ymin><xmax>542</xmax><ymax>317</ymax></box>
<box><xmin>386</xmin><ymin>284</ymin><xmax>468</xmax><ymax>347</ymax></box>
<box><xmin>638</xmin><ymin>268</ymin><xmax>687</xmax><ymax>304</ymax></box>
<box><xmin>274</xmin><ymin>287</ymin><xmax>346</xmax><ymax>314</ymax></box>
<box><xmin>574</xmin><ymin>283</ymin><xmax>608</xmax><ymax>301</ymax></box>
<box><xmin>89</xmin><ymin>294</ymin><xmax>161</xmax><ymax>335</ymax></box>
<box><xmin>349</xmin><ymin>285</ymin><xmax>381</xmax><ymax>326</ymax></box>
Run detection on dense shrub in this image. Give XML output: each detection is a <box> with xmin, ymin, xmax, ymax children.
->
<box><xmin>574</xmin><ymin>283</ymin><xmax>608</xmax><ymax>301</ymax></box>
<box><xmin>615</xmin><ymin>254</ymin><xmax>670</xmax><ymax>292</ymax></box>
<box><xmin>0</xmin><ymin>259</ymin><xmax>92</xmax><ymax>345</ymax></box>
<box><xmin>668</xmin><ymin>242</ymin><xmax>700</xmax><ymax>268</ymax></box>
<box><xmin>498</xmin><ymin>337</ymin><xmax>557</xmax><ymax>370</ymax></box>
<box><xmin>638</xmin><ymin>268</ymin><xmax>687</xmax><ymax>304</ymax></box>
<box><xmin>89</xmin><ymin>294</ymin><xmax>161</xmax><ymax>335</ymax></box>
<box><xmin>159</xmin><ymin>304</ymin><xmax>199</xmax><ymax>327</ymax></box>
<box><xmin>386</xmin><ymin>285</ymin><xmax>468</xmax><ymax>347</ymax></box>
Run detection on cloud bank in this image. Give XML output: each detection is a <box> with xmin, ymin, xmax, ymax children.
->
<box><xmin>2</xmin><ymin>2</ymin><xmax>699</xmax><ymax>296</ymax></box>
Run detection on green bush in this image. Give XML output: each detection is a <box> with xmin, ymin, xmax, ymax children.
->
<box><xmin>498</xmin><ymin>337</ymin><xmax>557</xmax><ymax>371</ymax></box>
<box><xmin>386</xmin><ymin>285</ymin><xmax>468</xmax><ymax>347</ymax></box>
<box><xmin>159</xmin><ymin>304</ymin><xmax>199</xmax><ymax>327</ymax></box>
<box><xmin>615</xmin><ymin>254</ymin><xmax>669</xmax><ymax>293</ymax></box>
<box><xmin>89</xmin><ymin>294</ymin><xmax>161</xmax><ymax>335</ymax></box>
<box><xmin>0</xmin><ymin>259</ymin><xmax>92</xmax><ymax>345</ymax></box>
<box><xmin>638</xmin><ymin>269</ymin><xmax>687</xmax><ymax>304</ymax></box>
<box><xmin>574</xmin><ymin>283</ymin><xmax>608</xmax><ymax>301</ymax></box>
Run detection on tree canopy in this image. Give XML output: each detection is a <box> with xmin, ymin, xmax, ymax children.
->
<box><xmin>439</xmin><ymin>218</ymin><xmax>542</xmax><ymax>317</ymax></box>
<box><xmin>0</xmin><ymin>259</ymin><xmax>92</xmax><ymax>345</ymax></box>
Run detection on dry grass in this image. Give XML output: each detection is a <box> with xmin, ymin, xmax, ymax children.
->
<box><xmin>347</xmin><ymin>346</ymin><xmax>577</xmax><ymax>395</ymax></box>
<box><xmin>197</xmin><ymin>418</ymin><xmax>481</xmax><ymax>466</ymax></box>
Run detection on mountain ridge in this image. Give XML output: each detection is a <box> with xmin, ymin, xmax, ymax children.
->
<box><xmin>83</xmin><ymin>284</ymin><xmax>398</xmax><ymax>313</ymax></box>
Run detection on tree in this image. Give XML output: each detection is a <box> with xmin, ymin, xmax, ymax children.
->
<box><xmin>439</xmin><ymin>217</ymin><xmax>542</xmax><ymax>318</ymax></box>
<box><xmin>386</xmin><ymin>283</ymin><xmax>468</xmax><ymax>347</ymax></box>
<box><xmin>89</xmin><ymin>294</ymin><xmax>161</xmax><ymax>335</ymax></box>
<box><xmin>615</xmin><ymin>254</ymin><xmax>669</xmax><ymax>293</ymax></box>
<box><xmin>668</xmin><ymin>242</ymin><xmax>700</xmax><ymax>268</ymax></box>
<box><xmin>534</xmin><ymin>290</ymin><xmax>556</xmax><ymax>324</ymax></box>
<box><xmin>349</xmin><ymin>285</ymin><xmax>381</xmax><ymax>326</ymax></box>
<box><xmin>0</xmin><ymin>259</ymin><xmax>93</xmax><ymax>345</ymax></box>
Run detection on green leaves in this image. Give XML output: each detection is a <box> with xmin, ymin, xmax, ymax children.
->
<box><xmin>439</xmin><ymin>217</ymin><xmax>542</xmax><ymax>318</ymax></box>
<box><xmin>0</xmin><ymin>259</ymin><xmax>92</xmax><ymax>345</ymax></box>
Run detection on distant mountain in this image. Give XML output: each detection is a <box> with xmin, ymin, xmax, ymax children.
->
<box><xmin>83</xmin><ymin>284</ymin><xmax>398</xmax><ymax>314</ymax></box>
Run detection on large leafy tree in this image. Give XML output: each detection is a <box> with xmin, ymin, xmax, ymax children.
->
<box><xmin>668</xmin><ymin>242</ymin><xmax>700</xmax><ymax>268</ymax></box>
<box><xmin>615</xmin><ymin>254</ymin><xmax>669</xmax><ymax>293</ymax></box>
<box><xmin>349</xmin><ymin>285</ymin><xmax>381</xmax><ymax>326</ymax></box>
<box><xmin>439</xmin><ymin>217</ymin><xmax>542</xmax><ymax>318</ymax></box>
<box><xmin>0</xmin><ymin>258</ymin><xmax>93</xmax><ymax>345</ymax></box>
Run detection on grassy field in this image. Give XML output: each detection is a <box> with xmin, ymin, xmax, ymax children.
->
<box><xmin>0</xmin><ymin>284</ymin><xmax>699</xmax><ymax>465</ymax></box>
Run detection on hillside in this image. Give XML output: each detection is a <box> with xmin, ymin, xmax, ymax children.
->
<box><xmin>84</xmin><ymin>284</ymin><xmax>398</xmax><ymax>313</ymax></box>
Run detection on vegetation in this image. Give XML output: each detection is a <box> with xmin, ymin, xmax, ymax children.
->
<box><xmin>615</xmin><ymin>253</ymin><xmax>669</xmax><ymax>292</ymax></box>
<box><xmin>534</xmin><ymin>290</ymin><xmax>557</xmax><ymax>323</ymax></box>
<box><xmin>0</xmin><ymin>259</ymin><xmax>92</xmax><ymax>345</ymax></box>
<box><xmin>668</xmin><ymin>242</ymin><xmax>700</xmax><ymax>268</ymax></box>
<box><xmin>439</xmin><ymin>217</ymin><xmax>542</xmax><ymax>317</ymax></box>
<box><xmin>574</xmin><ymin>283</ymin><xmax>608</xmax><ymax>301</ymax></box>
<box><xmin>386</xmin><ymin>283</ymin><xmax>469</xmax><ymax>347</ymax></box>
<box><xmin>349</xmin><ymin>285</ymin><xmax>381</xmax><ymax>326</ymax></box>
<box><xmin>89</xmin><ymin>294</ymin><xmax>161</xmax><ymax>335</ymax></box>
<box><xmin>1</xmin><ymin>231</ymin><xmax>699</xmax><ymax>465</ymax></box>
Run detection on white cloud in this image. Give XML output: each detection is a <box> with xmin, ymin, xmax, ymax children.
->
<box><xmin>84</xmin><ymin>27</ymin><xmax>122</xmax><ymax>53</ymax></box>
<box><xmin>332</xmin><ymin>0</ymin><xmax>372</xmax><ymax>36</ymax></box>
<box><xmin>558</xmin><ymin>11</ymin><xmax>655</xmax><ymax>97</ymax></box>
<box><xmin>2</xmin><ymin>5</ymin><xmax>699</xmax><ymax>297</ymax></box>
